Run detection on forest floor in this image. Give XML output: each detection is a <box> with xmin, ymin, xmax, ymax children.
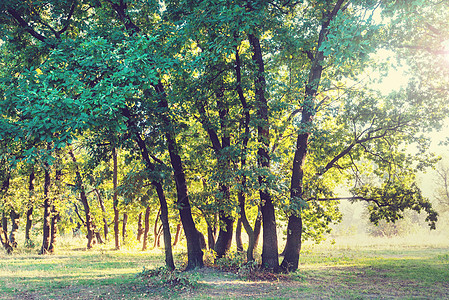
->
<box><xmin>0</xmin><ymin>234</ymin><xmax>448</xmax><ymax>299</ymax></box>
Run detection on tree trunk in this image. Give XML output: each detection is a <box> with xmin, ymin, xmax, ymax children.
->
<box><xmin>142</xmin><ymin>206</ymin><xmax>151</xmax><ymax>251</ymax></box>
<box><xmin>1</xmin><ymin>176</ymin><xmax>13</xmax><ymax>254</ymax></box>
<box><xmin>8</xmin><ymin>210</ymin><xmax>19</xmax><ymax>248</ymax></box>
<box><xmin>69</xmin><ymin>148</ymin><xmax>95</xmax><ymax>249</ymax></box>
<box><xmin>122</xmin><ymin>212</ymin><xmax>128</xmax><ymax>244</ymax></box>
<box><xmin>214</xmin><ymin>210</ymin><xmax>234</xmax><ymax>258</ymax></box>
<box><xmin>238</xmin><ymin>190</ymin><xmax>262</xmax><ymax>262</ymax></box>
<box><xmin>137</xmin><ymin>212</ymin><xmax>144</xmax><ymax>242</ymax></box>
<box><xmin>155</xmin><ymin>81</ymin><xmax>203</xmax><ymax>270</ymax></box>
<box><xmin>0</xmin><ymin>212</ymin><xmax>12</xmax><ymax>254</ymax></box>
<box><xmin>154</xmin><ymin>184</ymin><xmax>175</xmax><ymax>270</ymax></box>
<box><xmin>280</xmin><ymin>214</ymin><xmax>302</xmax><ymax>271</ymax></box>
<box><xmin>235</xmin><ymin>44</ymin><xmax>261</xmax><ymax>262</ymax></box>
<box><xmin>280</xmin><ymin>1</ymin><xmax>345</xmax><ymax>273</ymax></box>
<box><xmin>1</xmin><ymin>213</ymin><xmax>7</xmax><ymax>236</ymax></box>
<box><xmin>250</xmin><ymin>210</ymin><xmax>262</xmax><ymax>260</ymax></box>
<box><xmin>95</xmin><ymin>230</ymin><xmax>104</xmax><ymax>244</ymax></box>
<box><xmin>155</xmin><ymin>224</ymin><xmax>163</xmax><ymax>248</ymax></box>
<box><xmin>25</xmin><ymin>169</ymin><xmax>35</xmax><ymax>243</ymax></box>
<box><xmin>108</xmin><ymin>0</ymin><xmax>176</xmax><ymax>270</ymax></box>
<box><xmin>48</xmin><ymin>205</ymin><xmax>60</xmax><ymax>253</ymax></box>
<box><xmin>94</xmin><ymin>189</ymin><xmax>109</xmax><ymax>241</ymax></box>
<box><xmin>120</xmin><ymin>107</ymin><xmax>175</xmax><ymax>269</ymax></box>
<box><xmin>236</xmin><ymin>218</ymin><xmax>243</xmax><ymax>252</ymax></box>
<box><xmin>0</xmin><ymin>228</ymin><xmax>12</xmax><ymax>254</ymax></box>
<box><xmin>249</xmin><ymin>33</ymin><xmax>279</xmax><ymax>272</ymax></box>
<box><xmin>152</xmin><ymin>208</ymin><xmax>161</xmax><ymax>248</ymax></box>
<box><xmin>206</xmin><ymin>217</ymin><xmax>216</xmax><ymax>250</ymax></box>
<box><xmin>0</xmin><ymin>223</ymin><xmax>12</xmax><ymax>254</ymax></box>
<box><xmin>173</xmin><ymin>223</ymin><xmax>182</xmax><ymax>246</ymax></box>
<box><xmin>196</xmin><ymin>73</ymin><xmax>234</xmax><ymax>259</ymax></box>
<box><xmin>25</xmin><ymin>206</ymin><xmax>33</xmax><ymax>243</ymax></box>
<box><xmin>40</xmin><ymin>162</ymin><xmax>51</xmax><ymax>255</ymax></box>
<box><xmin>112</xmin><ymin>146</ymin><xmax>120</xmax><ymax>250</ymax></box>
<box><xmin>49</xmin><ymin>168</ymin><xmax>62</xmax><ymax>253</ymax></box>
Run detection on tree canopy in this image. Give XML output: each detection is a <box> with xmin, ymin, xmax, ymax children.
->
<box><xmin>0</xmin><ymin>0</ymin><xmax>447</xmax><ymax>272</ymax></box>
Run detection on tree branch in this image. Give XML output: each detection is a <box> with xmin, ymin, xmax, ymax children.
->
<box><xmin>307</xmin><ymin>196</ymin><xmax>383</xmax><ymax>207</ymax></box>
<box><xmin>6</xmin><ymin>8</ymin><xmax>50</xmax><ymax>44</ymax></box>
<box><xmin>58</xmin><ymin>0</ymin><xmax>78</xmax><ymax>35</ymax></box>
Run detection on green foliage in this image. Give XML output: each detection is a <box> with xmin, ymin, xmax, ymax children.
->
<box><xmin>354</xmin><ymin>179</ymin><xmax>438</xmax><ymax>229</ymax></box>
<box><xmin>215</xmin><ymin>250</ymin><xmax>247</xmax><ymax>272</ymax></box>
<box><xmin>213</xmin><ymin>250</ymin><xmax>261</xmax><ymax>280</ymax></box>
<box><xmin>0</xmin><ymin>0</ymin><xmax>448</xmax><ymax>265</ymax></box>
<box><xmin>138</xmin><ymin>266</ymin><xmax>199</xmax><ymax>291</ymax></box>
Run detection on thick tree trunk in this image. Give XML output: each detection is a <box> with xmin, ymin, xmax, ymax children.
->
<box><xmin>249</xmin><ymin>33</ymin><xmax>279</xmax><ymax>272</ymax></box>
<box><xmin>260</xmin><ymin>190</ymin><xmax>279</xmax><ymax>271</ymax></box>
<box><xmin>214</xmin><ymin>210</ymin><xmax>234</xmax><ymax>258</ymax></box>
<box><xmin>280</xmin><ymin>214</ymin><xmax>302</xmax><ymax>271</ymax></box>
<box><xmin>214</xmin><ymin>184</ymin><xmax>234</xmax><ymax>258</ymax></box>
<box><xmin>48</xmin><ymin>206</ymin><xmax>60</xmax><ymax>253</ymax></box>
<box><xmin>137</xmin><ymin>212</ymin><xmax>144</xmax><ymax>242</ymax></box>
<box><xmin>9</xmin><ymin>210</ymin><xmax>19</xmax><ymax>248</ymax></box>
<box><xmin>142</xmin><ymin>206</ymin><xmax>151</xmax><ymax>251</ymax></box>
<box><xmin>0</xmin><ymin>228</ymin><xmax>12</xmax><ymax>254</ymax></box>
<box><xmin>122</xmin><ymin>212</ymin><xmax>128</xmax><ymax>244</ymax></box>
<box><xmin>40</xmin><ymin>163</ymin><xmax>51</xmax><ymax>255</ymax></box>
<box><xmin>0</xmin><ymin>212</ymin><xmax>12</xmax><ymax>254</ymax></box>
<box><xmin>95</xmin><ymin>230</ymin><xmax>104</xmax><ymax>244</ymax></box>
<box><xmin>69</xmin><ymin>148</ymin><xmax>95</xmax><ymax>249</ymax></box>
<box><xmin>25</xmin><ymin>169</ymin><xmax>35</xmax><ymax>243</ymax></box>
<box><xmin>112</xmin><ymin>146</ymin><xmax>120</xmax><ymax>250</ymax></box>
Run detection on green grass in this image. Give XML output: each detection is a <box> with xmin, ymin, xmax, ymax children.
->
<box><xmin>0</xmin><ymin>235</ymin><xmax>448</xmax><ymax>299</ymax></box>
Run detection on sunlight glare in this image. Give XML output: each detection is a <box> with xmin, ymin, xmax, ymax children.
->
<box><xmin>369</xmin><ymin>49</ymin><xmax>410</xmax><ymax>95</ymax></box>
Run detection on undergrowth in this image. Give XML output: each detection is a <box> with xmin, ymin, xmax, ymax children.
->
<box><xmin>213</xmin><ymin>250</ymin><xmax>287</xmax><ymax>281</ymax></box>
<box><xmin>137</xmin><ymin>266</ymin><xmax>199</xmax><ymax>291</ymax></box>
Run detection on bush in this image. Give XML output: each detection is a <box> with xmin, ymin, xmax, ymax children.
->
<box><xmin>138</xmin><ymin>266</ymin><xmax>199</xmax><ymax>291</ymax></box>
<box><xmin>215</xmin><ymin>251</ymin><xmax>246</xmax><ymax>272</ymax></box>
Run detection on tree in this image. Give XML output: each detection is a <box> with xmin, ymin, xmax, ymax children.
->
<box><xmin>0</xmin><ymin>0</ymin><xmax>445</xmax><ymax>273</ymax></box>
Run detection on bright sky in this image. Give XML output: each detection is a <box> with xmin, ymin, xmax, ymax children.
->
<box><xmin>369</xmin><ymin>49</ymin><xmax>449</xmax><ymax>200</ymax></box>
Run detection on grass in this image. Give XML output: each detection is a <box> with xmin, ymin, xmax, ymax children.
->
<box><xmin>0</xmin><ymin>234</ymin><xmax>448</xmax><ymax>299</ymax></box>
